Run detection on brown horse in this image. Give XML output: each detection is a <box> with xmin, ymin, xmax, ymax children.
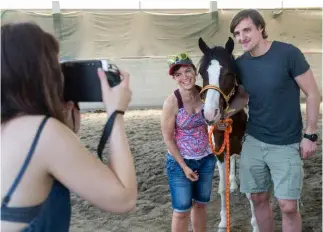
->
<box><xmin>197</xmin><ymin>37</ymin><xmax>259</xmax><ymax>232</ymax></box>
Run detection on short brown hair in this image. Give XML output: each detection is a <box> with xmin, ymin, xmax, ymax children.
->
<box><xmin>230</xmin><ymin>9</ymin><xmax>268</xmax><ymax>39</ymax></box>
<box><xmin>1</xmin><ymin>22</ymin><xmax>65</xmax><ymax>124</ymax></box>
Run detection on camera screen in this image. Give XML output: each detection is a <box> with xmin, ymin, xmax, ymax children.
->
<box><xmin>62</xmin><ymin>60</ymin><xmax>105</xmax><ymax>102</ymax></box>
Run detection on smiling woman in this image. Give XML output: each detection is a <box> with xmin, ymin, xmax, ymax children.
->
<box><xmin>161</xmin><ymin>52</ymin><xmax>216</xmax><ymax>232</ymax></box>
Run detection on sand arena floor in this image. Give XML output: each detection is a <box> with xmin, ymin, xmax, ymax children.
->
<box><xmin>70</xmin><ymin>105</ymin><xmax>322</xmax><ymax>232</ymax></box>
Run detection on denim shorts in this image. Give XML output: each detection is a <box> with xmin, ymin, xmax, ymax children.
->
<box><xmin>240</xmin><ymin>134</ymin><xmax>304</xmax><ymax>200</ymax></box>
<box><xmin>166</xmin><ymin>153</ymin><xmax>216</xmax><ymax>212</ymax></box>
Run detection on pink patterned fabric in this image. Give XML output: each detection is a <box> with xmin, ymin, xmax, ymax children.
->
<box><xmin>174</xmin><ymin>108</ymin><xmax>212</xmax><ymax>159</ymax></box>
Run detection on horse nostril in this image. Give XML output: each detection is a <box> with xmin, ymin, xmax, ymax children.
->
<box><xmin>214</xmin><ymin>109</ymin><xmax>219</xmax><ymax>117</ymax></box>
<box><xmin>206</xmin><ymin>120</ymin><xmax>215</xmax><ymax>126</ymax></box>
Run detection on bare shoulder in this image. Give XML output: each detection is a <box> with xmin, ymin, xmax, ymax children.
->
<box><xmin>34</xmin><ymin>116</ymin><xmax>78</xmax><ymax>149</ymax></box>
<box><xmin>44</xmin><ymin>116</ymin><xmax>77</xmax><ymax>139</ymax></box>
<box><xmin>39</xmin><ymin>116</ymin><xmax>86</xmax><ymax>160</ymax></box>
<box><xmin>1</xmin><ymin>115</ymin><xmax>68</xmax><ymax>148</ymax></box>
<box><xmin>163</xmin><ymin>93</ymin><xmax>178</xmax><ymax>113</ymax></box>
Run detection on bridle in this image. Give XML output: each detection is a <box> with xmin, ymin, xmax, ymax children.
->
<box><xmin>199</xmin><ymin>77</ymin><xmax>238</xmax><ymax>114</ymax></box>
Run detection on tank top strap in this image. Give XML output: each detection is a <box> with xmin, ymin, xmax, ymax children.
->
<box><xmin>195</xmin><ymin>85</ymin><xmax>202</xmax><ymax>92</ymax></box>
<box><xmin>174</xmin><ymin>89</ymin><xmax>184</xmax><ymax>109</ymax></box>
<box><xmin>2</xmin><ymin>116</ymin><xmax>50</xmax><ymax>207</ymax></box>
<box><xmin>174</xmin><ymin>86</ymin><xmax>202</xmax><ymax>110</ymax></box>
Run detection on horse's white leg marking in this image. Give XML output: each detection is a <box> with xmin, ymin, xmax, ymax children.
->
<box><xmin>217</xmin><ymin>160</ymin><xmax>227</xmax><ymax>229</ymax></box>
<box><xmin>246</xmin><ymin>193</ymin><xmax>260</xmax><ymax>232</ymax></box>
<box><xmin>204</xmin><ymin>60</ymin><xmax>222</xmax><ymax>123</ymax></box>
<box><xmin>230</xmin><ymin>154</ymin><xmax>238</xmax><ymax>192</ymax></box>
<box><xmin>209</xmin><ymin>129</ymin><xmax>226</xmax><ymax>229</ymax></box>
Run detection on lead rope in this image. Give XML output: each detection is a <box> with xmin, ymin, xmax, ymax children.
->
<box><xmin>208</xmin><ymin>118</ymin><xmax>233</xmax><ymax>232</ymax></box>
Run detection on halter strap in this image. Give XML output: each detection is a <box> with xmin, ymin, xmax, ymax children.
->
<box><xmin>174</xmin><ymin>89</ymin><xmax>184</xmax><ymax>109</ymax></box>
<box><xmin>199</xmin><ymin>84</ymin><xmax>236</xmax><ymax>114</ymax></box>
<box><xmin>174</xmin><ymin>85</ymin><xmax>202</xmax><ymax>110</ymax></box>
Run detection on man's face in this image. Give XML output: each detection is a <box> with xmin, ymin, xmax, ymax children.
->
<box><xmin>233</xmin><ymin>17</ymin><xmax>263</xmax><ymax>53</ymax></box>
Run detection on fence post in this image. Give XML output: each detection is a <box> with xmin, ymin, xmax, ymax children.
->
<box><xmin>52</xmin><ymin>1</ymin><xmax>61</xmax><ymax>40</ymax></box>
<box><xmin>209</xmin><ymin>1</ymin><xmax>218</xmax><ymax>29</ymax></box>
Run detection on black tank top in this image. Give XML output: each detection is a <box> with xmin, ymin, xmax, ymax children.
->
<box><xmin>1</xmin><ymin>116</ymin><xmax>71</xmax><ymax>231</ymax></box>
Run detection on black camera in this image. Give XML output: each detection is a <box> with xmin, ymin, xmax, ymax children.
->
<box><xmin>61</xmin><ymin>59</ymin><xmax>121</xmax><ymax>102</ymax></box>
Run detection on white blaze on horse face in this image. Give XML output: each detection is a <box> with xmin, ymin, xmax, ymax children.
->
<box><xmin>204</xmin><ymin>59</ymin><xmax>222</xmax><ymax>123</ymax></box>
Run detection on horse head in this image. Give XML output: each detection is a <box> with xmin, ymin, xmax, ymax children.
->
<box><xmin>198</xmin><ymin>37</ymin><xmax>239</xmax><ymax>125</ymax></box>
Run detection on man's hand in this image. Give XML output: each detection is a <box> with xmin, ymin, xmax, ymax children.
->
<box><xmin>222</xmin><ymin>85</ymin><xmax>249</xmax><ymax>119</ymax></box>
<box><xmin>224</xmin><ymin>108</ymin><xmax>236</xmax><ymax>119</ymax></box>
<box><xmin>300</xmin><ymin>138</ymin><xmax>317</xmax><ymax>159</ymax></box>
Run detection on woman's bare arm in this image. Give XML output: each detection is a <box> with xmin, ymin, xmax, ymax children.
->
<box><xmin>161</xmin><ymin>96</ymin><xmax>186</xmax><ymax>169</ymax></box>
<box><xmin>42</xmin><ymin>116</ymin><xmax>137</xmax><ymax>213</ymax></box>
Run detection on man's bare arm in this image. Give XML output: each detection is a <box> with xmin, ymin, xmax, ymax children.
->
<box><xmin>224</xmin><ymin>85</ymin><xmax>249</xmax><ymax>118</ymax></box>
<box><xmin>295</xmin><ymin>68</ymin><xmax>321</xmax><ymax>134</ymax></box>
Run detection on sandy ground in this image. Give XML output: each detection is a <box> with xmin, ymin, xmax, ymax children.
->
<box><xmin>70</xmin><ymin>105</ymin><xmax>322</xmax><ymax>232</ymax></box>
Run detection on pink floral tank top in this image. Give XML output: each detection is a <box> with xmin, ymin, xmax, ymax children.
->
<box><xmin>173</xmin><ymin>88</ymin><xmax>212</xmax><ymax>160</ymax></box>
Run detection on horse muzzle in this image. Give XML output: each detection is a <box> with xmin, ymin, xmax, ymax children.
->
<box><xmin>201</xmin><ymin>109</ymin><xmax>221</xmax><ymax>126</ymax></box>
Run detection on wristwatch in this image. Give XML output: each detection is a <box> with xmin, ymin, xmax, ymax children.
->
<box><xmin>303</xmin><ymin>133</ymin><xmax>318</xmax><ymax>142</ymax></box>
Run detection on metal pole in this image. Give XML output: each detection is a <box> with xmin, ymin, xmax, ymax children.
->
<box><xmin>52</xmin><ymin>1</ymin><xmax>61</xmax><ymax>40</ymax></box>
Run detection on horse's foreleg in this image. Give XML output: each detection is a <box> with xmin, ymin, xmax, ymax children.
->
<box><xmin>246</xmin><ymin>193</ymin><xmax>260</xmax><ymax>232</ymax></box>
<box><xmin>217</xmin><ymin>160</ymin><xmax>227</xmax><ymax>229</ymax></box>
<box><xmin>229</xmin><ymin>154</ymin><xmax>238</xmax><ymax>192</ymax></box>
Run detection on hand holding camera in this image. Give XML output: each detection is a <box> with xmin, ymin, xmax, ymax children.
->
<box><xmin>62</xmin><ymin>59</ymin><xmax>125</xmax><ymax>103</ymax></box>
<box><xmin>61</xmin><ymin>59</ymin><xmax>132</xmax><ymax>132</ymax></box>
<box><xmin>97</xmin><ymin>68</ymin><xmax>132</xmax><ymax>116</ymax></box>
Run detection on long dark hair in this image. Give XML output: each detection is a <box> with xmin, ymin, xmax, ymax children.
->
<box><xmin>1</xmin><ymin>22</ymin><xmax>65</xmax><ymax>124</ymax></box>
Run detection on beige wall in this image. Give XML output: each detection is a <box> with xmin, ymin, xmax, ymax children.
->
<box><xmin>77</xmin><ymin>9</ymin><xmax>322</xmax><ymax>110</ymax></box>
<box><xmin>79</xmin><ymin>52</ymin><xmax>322</xmax><ymax>111</ymax></box>
<box><xmin>2</xmin><ymin>9</ymin><xmax>321</xmax><ymax>110</ymax></box>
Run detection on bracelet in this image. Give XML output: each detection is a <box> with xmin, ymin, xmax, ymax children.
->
<box><xmin>97</xmin><ymin>110</ymin><xmax>125</xmax><ymax>161</ymax></box>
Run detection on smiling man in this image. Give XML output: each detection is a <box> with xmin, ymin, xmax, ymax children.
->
<box><xmin>230</xmin><ymin>9</ymin><xmax>321</xmax><ymax>232</ymax></box>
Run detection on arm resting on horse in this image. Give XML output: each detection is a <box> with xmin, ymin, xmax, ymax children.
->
<box><xmin>225</xmin><ymin>85</ymin><xmax>249</xmax><ymax>118</ymax></box>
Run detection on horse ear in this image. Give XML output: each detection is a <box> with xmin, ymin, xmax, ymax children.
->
<box><xmin>198</xmin><ymin>37</ymin><xmax>210</xmax><ymax>54</ymax></box>
<box><xmin>225</xmin><ymin>37</ymin><xmax>234</xmax><ymax>54</ymax></box>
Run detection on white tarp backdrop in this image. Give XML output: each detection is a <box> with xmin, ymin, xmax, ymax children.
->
<box><xmin>1</xmin><ymin>9</ymin><xmax>322</xmax><ymax>110</ymax></box>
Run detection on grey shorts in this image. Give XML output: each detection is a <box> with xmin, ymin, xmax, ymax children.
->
<box><xmin>239</xmin><ymin>134</ymin><xmax>304</xmax><ymax>200</ymax></box>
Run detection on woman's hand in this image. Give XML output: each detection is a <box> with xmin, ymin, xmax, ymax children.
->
<box><xmin>97</xmin><ymin>68</ymin><xmax>132</xmax><ymax>116</ymax></box>
<box><xmin>64</xmin><ymin>101</ymin><xmax>80</xmax><ymax>134</ymax></box>
<box><xmin>183</xmin><ymin>166</ymin><xmax>199</xmax><ymax>182</ymax></box>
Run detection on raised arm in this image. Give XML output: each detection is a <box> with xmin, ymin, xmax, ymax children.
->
<box><xmin>42</xmin><ymin>69</ymin><xmax>137</xmax><ymax>213</ymax></box>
